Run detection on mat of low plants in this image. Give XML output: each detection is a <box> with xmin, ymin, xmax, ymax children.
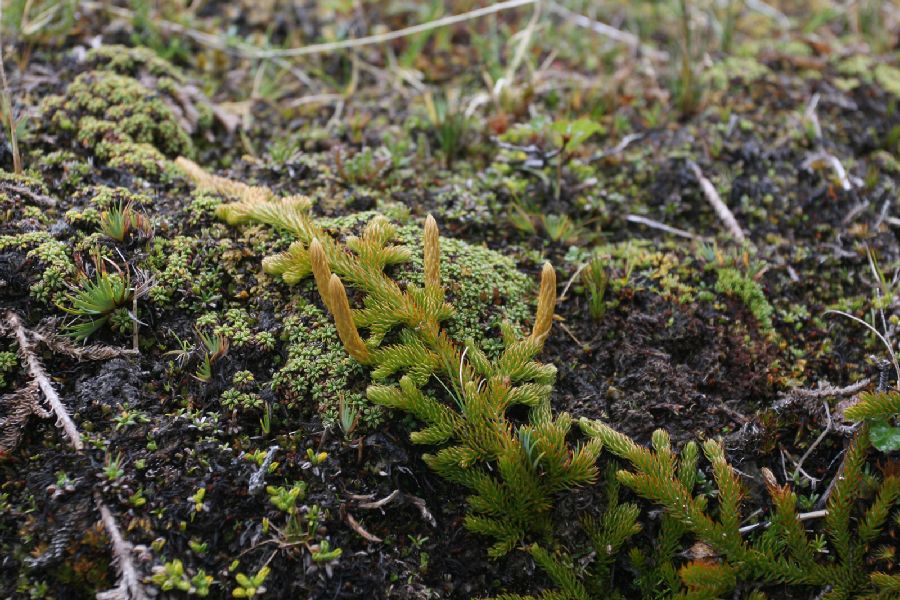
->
<box><xmin>0</xmin><ymin>2</ymin><xmax>899</xmax><ymax>599</ymax></box>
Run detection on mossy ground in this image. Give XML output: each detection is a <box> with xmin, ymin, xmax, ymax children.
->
<box><xmin>1</xmin><ymin>3</ymin><xmax>899</xmax><ymax>599</ymax></box>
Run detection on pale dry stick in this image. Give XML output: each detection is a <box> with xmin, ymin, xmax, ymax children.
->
<box><xmin>4</xmin><ymin>311</ymin><xmax>147</xmax><ymax>600</ymax></box>
<box><xmin>825</xmin><ymin>309</ymin><xmax>900</xmax><ymax>388</ymax></box>
<box><xmin>865</xmin><ymin>248</ymin><xmax>894</xmax><ymax>363</ymax></box>
<box><xmin>804</xmin><ymin>93</ymin><xmax>822</xmax><ymax>140</ymax></box>
<box><xmin>344</xmin><ymin>512</ymin><xmax>382</xmax><ymax>543</ymax></box>
<box><xmin>738</xmin><ymin>509</ymin><xmax>828</xmax><ymax>535</ymax></box>
<box><xmin>802</xmin><ymin>151</ymin><xmax>857</xmax><ymax>192</ymax></box>
<box><xmin>745</xmin><ymin>0</ymin><xmax>791</xmax><ymax>28</ymax></box>
<box><xmin>83</xmin><ymin>2</ymin><xmax>318</xmax><ymax>92</ymax></box>
<box><xmin>626</xmin><ymin>214</ymin><xmax>703</xmax><ymax>241</ymax></box>
<box><xmin>687</xmin><ymin>161</ymin><xmax>746</xmax><ymax>243</ymax></box>
<box><xmin>0</xmin><ymin>181</ymin><xmax>55</xmax><ymax>207</ymax></box>
<box><xmin>0</xmin><ymin>20</ymin><xmax>22</xmax><ymax>174</ymax></box>
<box><xmin>7</xmin><ymin>311</ymin><xmax>82</xmax><ymax>449</ymax></box>
<box><xmin>496</xmin><ymin>0</ymin><xmax>543</xmax><ymax>95</ymax></box>
<box><xmin>591</xmin><ymin>132</ymin><xmax>645</xmax><ymax>162</ymax></box>
<box><xmin>547</xmin><ymin>1</ymin><xmax>669</xmax><ymax>61</ymax></box>
<box><xmin>253</xmin><ymin>0</ymin><xmax>540</xmax><ymax>59</ymax></box>
<box><xmin>131</xmin><ymin>293</ymin><xmax>139</xmax><ymax>353</ymax></box>
<box><xmin>782</xmin><ymin>446</ymin><xmax>821</xmax><ymax>488</ymax></box>
<box><xmin>95</xmin><ymin>496</ymin><xmax>147</xmax><ymax>600</ymax></box>
<box><xmin>248</xmin><ymin>446</ymin><xmax>279</xmax><ymax>495</ymax></box>
<box><xmin>557</xmin><ymin>262</ymin><xmax>589</xmax><ymax>303</ymax></box>
<box><xmin>96</xmin><ymin>0</ymin><xmax>538</xmax><ymax>60</ymax></box>
<box><xmin>558</xmin><ymin>321</ymin><xmax>588</xmax><ymax>349</ymax></box>
<box><xmin>791</xmin><ymin>402</ymin><xmax>832</xmax><ymax>487</ymax></box>
<box><xmin>782</xmin><ymin>377</ymin><xmax>872</xmax><ymax>401</ymax></box>
<box><xmin>356</xmin><ymin>489</ymin><xmax>401</xmax><ymax>510</ymax></box>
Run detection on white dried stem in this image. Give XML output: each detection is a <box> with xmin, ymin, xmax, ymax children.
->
<box><xmin>95</xmin><ymin>493</ymin><xmax>147</xmax><ymax>600</ymax></box>
<box><xmin>6</xmin><ymin>311</ymin><xmax>83</xmax><ymax>450</ymax></box>
<box><xmin>688</xmin><ymin>161</ymin><xmax>746</xmax><ymax>243</ymax></box>
<box><xmin>89</xmin><ymin>0</ymin><xmax>539</xmax><ymax>60</ymax></box>
<box><xmin>3</xmin><ymin>311</ymin><xmax>147</xmax><ymax>599</ymax></box>
<box><xmin>547</xmin><ymin>2</ymin><xmax>668</xmax><ymax>60</ymax></box>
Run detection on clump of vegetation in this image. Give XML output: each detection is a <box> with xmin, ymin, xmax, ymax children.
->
<box><xmin>58</xmin><ymin>260</ymin><xmax>135</xmax><ymax>340</ymax></box>
<box><xmin>181</xmin><ymin>159</ymin><xmax>601</xmax><ymax>556</ymax></box>
<box><xmin>579</xmin><ymin>419</ymin><xmax>900</xmax><ymax>598</ymax></box>
<box><xmin>714</xmin><ymin>266</ymin><xmax>773</xmax><ymax>333</ymax></box>
<box><xmin>0</xmin><ymin>231</ymin><xmax>74</xmax><ymax>303</ymax></box>
<box><xmin>39</xmin><ymin>70</ymin><xmax>193</xmax><ymax>175</ymax></box>
<box><xmin>845</xmin><ymin>390</ymin><xmax>900</xmax><ymax>452</ymax></box>
<box><xmin>272</xmin><ymin>303</ymin><xmax>374</xmax><ymax>429</ymax></box>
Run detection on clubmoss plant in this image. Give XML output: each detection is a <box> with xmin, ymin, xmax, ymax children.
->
<box><xmin>845</xmin><ymin>390</ymin><xmax>900</xmax><ymax>452</ymax></box>
<box><xmin>178</xmin><ymin>157</ymin><xmax>602</xmax><ymax>557</ymax></box>
<box><xmin>580</xmin><ymin>419</ymin><xmax>900</xmax><ymax>598</ymax></box>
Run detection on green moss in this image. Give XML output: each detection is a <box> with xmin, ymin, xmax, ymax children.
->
<box><xmin>39</xmin><ymin>71</ymin><xmax>193</xmax><ymax>175</ymax></box>
<box><xmin>0</xmin><ymin>350</ymin><xmax>17</xmax><ymax>390</ymax></box>
<box><xmin>0</xmin><ymin>169</ymin><xmax>50</xmax><ymax>194</ymax></box>
<box><xmin>85</xmin><ymin>44</ymin><xmax>187</xmax><ymax>81</ymax></box>
<box><xmin>90</xmin><ymin>186</ymin><xmax>152</xmax><ymax>209</ymax></box>
<box><xmin>271</xmin><ymin>302</ymin><xmax>377</xmax><ymax>430</ymax></box>
<box><xmin>874</xmin><ymin>63</ymin><xmax>900</xmax><ymax>99</ymax></box>
<box><xmin>0</xmin><ymin>232</ymin><xmax>74</xmax><ymax>303</ymax></box>
<box><xmin>147</xmin><ymin>235</ymin><xmax>225</xmax><ymax>308</ymax></box>
<box><xmin>35</xmin><ymin>150</ymin><xmax>92</xmax><ymax>190</ymax></box>
<box><xmin>212</xmin><ymin>309</ymin><xmax>255</xmax><ymax>348</ymax></box>
<box><xmin>714</xmin><ymin>267</ymin><xmax>774</xmax><ymax>333</ymax></box>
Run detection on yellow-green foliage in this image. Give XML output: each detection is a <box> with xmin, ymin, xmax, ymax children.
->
<box><xmin>314</xmin><ymin>211</ymin><xmax>535</xmax><ymax>355</ymax></box>
<box><xmin>146</xmin><ymin>235</ymin><xmax>226</xmax><ymax>308</ymax></box>
<box><xmin>581</xmin><ymin>419</ymin><xmax>900</xmax><ymax>598</ymax></box>
<box><xmin>39</xmin><ymin>70</ymin><xmax>193</xmax><ymax>176</ymax></box>
<box><xmin>179</xmin><ymin>158</ymin><xmax>601</xmax><ymax>557</ymax></box>
<box><xmin>714</xmin><ymin>267</ymin><xmax>773</xmax><ymax>332</ymax></box>
<box><xmin>845</xmin><ymin>391</ymin><xmax>900</xmax><ymax>421</ymax></box>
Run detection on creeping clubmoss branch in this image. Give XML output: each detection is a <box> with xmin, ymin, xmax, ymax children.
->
<box><xmin>580</xmin><ymin>418</ymin><xmax>900</xmax><ymax>598</ymax></box>
<box><xmin>180</xmin><ymin>158</ymin><xmax>601</xmax><ymax>557</ymax></box>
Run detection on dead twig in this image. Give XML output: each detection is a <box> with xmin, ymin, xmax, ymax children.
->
<box><xmin>0</xmin><ymin>181</ymin><xmax>55</xmax><ymax>207</ymax></box>
<box><xmin>791</xmin><ymin>402</ymin><xmax>832</xmax><ymax>487</ymax></box>
<box><xmin>802</xmin><ymin>151</ymin><xmax>859</xmax><ymax>192</ymax></box>
<box><xmin>344</xmin><ymin>511</ymin><xmax>382</xmax><ymax>543</ymax></box>
<box><xmin>626</xmin><ymin>214</ymin><xmax>703</xmax><ymax>241</ymax></box>
<box><xmin>558</xmin><ymin>263</ymin><xmax>589</xmax><ymax>302</ymax></box>
<box><xmin>91</xmin><ymin>0</ymin><xmax>540</xmax><ymax>60</ymax></box>
<box><xmin>405</xmin><ymin>494</ymin><xmax>436</xmax><ymax>528</ymax></box>
<box><xmin>688</xmin><ymin>161</ymin><xmax>746</xmax><ymax>243</ymax></box>
<box><xmin>0</xmin><ymin>381</ymin><xmax>48</xmax><ymax>452</ymax></box>
<box><xmin>3</xmin><ymin>311</ymin><xmax>147</xmax><ymax>599</ymax></box>
<box><xmin>356</xmin><ymin>489</ymin><xmax>400</xmax><ymax>510</ymax></box>
<box><xmin>779</xmin><ymin>378</ymin><xmax>872</xmax><ymax>402</ymax></box>
<box><xmin>248</xmin><ymin>446</ymin><xmax>279</xmax><ymax>495</ymax></box>
<box><xmin>7</xmin><ymin>311</ymin><xmax>83</xmax><ymax>449</ymax></box>
<box><xmin>350</xmin><ymin>489</ymin><xmax>436</xmax><ymax>527</ymax></box>
<box><xmin>591</xmin><ymin>132</ymin><xmax>645</xmax><ymax>162</ymax></box>
<box><xmin>0</xmin><ymin>22</ymin><xmax>22</xmax><ymax>174</ymax></box>
<box><xmin>95</xmin><ymin>496</ymin><xmax>147</xmax><ymax>600</ymax></box>
<box><xmin>30</xmin><ymin>322</ymin><xmax>136</xmax><ymax>361</ymax></box>
<box><xmin>738</xmin><ymin>509</ymin><xmax>828</xmax><ymax>535</ymax></box>
<box><xmin>547</xmin><ymin>2</ymin><xmax>668</xmax><ymax>60</ymax></box>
